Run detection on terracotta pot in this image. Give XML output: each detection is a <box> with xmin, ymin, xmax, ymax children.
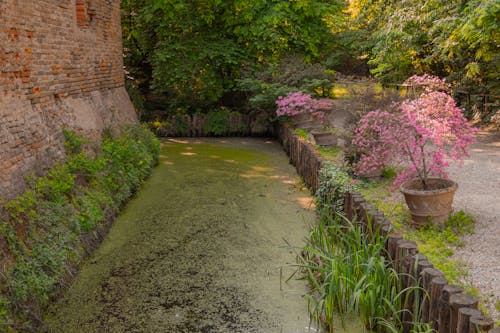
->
<box><xmin>400</xmin><ymin>178</ymin><xmax>458</xmax><ymax>227</ymax></box>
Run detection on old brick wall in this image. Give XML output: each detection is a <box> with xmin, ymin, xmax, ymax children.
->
<box><xmin>0</xmin><ymin>0</ymin><xmax>137</xmax><ymax>199</ymax></box>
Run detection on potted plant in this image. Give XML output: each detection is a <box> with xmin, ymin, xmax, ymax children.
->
<box><xmin>353</xmin><ymin>75</ymin><xmax>477</xmax><ymax>226</ymax></box>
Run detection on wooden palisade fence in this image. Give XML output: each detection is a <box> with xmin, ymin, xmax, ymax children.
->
<box><xmin>278</xmin><ymin>123</ymin><xmax>498</xmax><ymax>333</ymax></box>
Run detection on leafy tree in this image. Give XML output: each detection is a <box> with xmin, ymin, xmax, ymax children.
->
<box><xmin>121</xmin><ymin>0</ymin><xmax>344</xmax><ymax>114</ymax></box>
<box><xmin>347</xmin><ymin>0</ymin><xmax>499</xmax><ymax>94</ymax></box>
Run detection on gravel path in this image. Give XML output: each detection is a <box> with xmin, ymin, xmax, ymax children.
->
<box><xmin>449</xmin><ymin>129</ymin><xmax>500</xmax><ymax>322</ymax></box>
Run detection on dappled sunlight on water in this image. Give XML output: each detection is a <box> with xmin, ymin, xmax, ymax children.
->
<box><xmin>269</xmin><ymin>174</ymin><xmax>287</xmax><ymax>179</ymax></box>
<box><xmin>252</xmin><ymin>166</ymin><xmax>275</xmax><ymax>172</ymax></box>
<box><xmin>180</xmin><ymin>152</ymin><xmax>197</xmax><ymax>156</ymax></box>
<box><xmin>240</xmin><ymin>172</ymin><xmax>268</xmax><ymax>179</ymax></box>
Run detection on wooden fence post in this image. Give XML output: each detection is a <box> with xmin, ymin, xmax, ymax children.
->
<box><xmin>387</xmin><ymin>232</ymin><xmax>403</xmax><ymax>265</ymax></box>
<box><xmin>396</xmin><ymin>239</ymin><xmax>418</xmax><ymax>274</ymax></box>
<box><xmin>469</xmin><ymin>315</ymin><xmax>494</xmax><ymax>333</ymax></box>
<box><xmin>456</xmin><ymin>308</ymin><xmax>482</xmax><ymax>333</ymax></box>
<box><xmin>344</xmin><ymin>191</ymin><xmax>352</xmax><ymax>219</ymax></box>
<box><xmin>429</xmin><ymin>276</ymin><xmax>448</xmax><ymax>329</ymax></box>
<box><xmin>449</xmin><ymin>293</ymin><xmax>478</xmax><ymax>333</ymax></box>
<box><xmin>420</xmin><ymin>268</ymin><xmax>444</xmax><ymax>322</ymax></box>
<box><xmin>438</xmin><ymin>285</ymin><xmax>463</xmax><ymax>333</ymax></box>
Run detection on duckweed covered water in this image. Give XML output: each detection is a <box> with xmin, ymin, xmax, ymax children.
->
<box><xmin>44</xmin><ymin>138</ymin><xmax>364</xmax><ymax>333</ymax></box>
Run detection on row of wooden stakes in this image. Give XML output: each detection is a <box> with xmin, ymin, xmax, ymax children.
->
<box><xmin>278</xmin><ymin>124</ymin><xmax>498</xmax><ymax>333</ymax></box>
<box><xmin>344</xmin><ymin>192</ymin><xmax>498</xmax><ymax>333</ymax></box>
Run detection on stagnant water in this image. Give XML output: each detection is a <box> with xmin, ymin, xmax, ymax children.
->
<box><xmin>44</xmin><ymin>138</ymin><xmax>364</xmax><ymax>333</ymax></box>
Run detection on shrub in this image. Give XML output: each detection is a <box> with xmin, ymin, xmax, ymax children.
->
<box><xmin>204</xmin><ymin>107</ymin><xmax>232</xmax><ymax>136</ymax></box>
<box><xmin>0</xmin><ymin>124</ymin><xmax>159</xmax><ymax>330</ymax></box>
<box><xmin>316</xmin><ymin>163</ymin><xmax>358</xmax><ymax>215</ymax></box>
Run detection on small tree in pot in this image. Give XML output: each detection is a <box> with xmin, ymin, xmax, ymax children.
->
<box><xmin>353</xmin><ymin>75</ymin><xmax>477</xmax><ymax>226</ymax></box>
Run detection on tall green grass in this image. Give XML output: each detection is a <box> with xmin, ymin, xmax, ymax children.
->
<box><xmin>296</xmin><ymin>211</ymin><xmax>435</xmax><ymax>333</ymax></box>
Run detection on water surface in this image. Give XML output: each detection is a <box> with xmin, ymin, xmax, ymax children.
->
<box><xmin>45</xmin><ymin>138</ymin><xmax>364</xmax><ymax>333</ymax></box>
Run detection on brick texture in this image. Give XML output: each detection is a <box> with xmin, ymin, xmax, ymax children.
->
<box><xmin>0</xmin><ymin>0</ymin><xmax>137</xmax><ymax>199</ymax></box>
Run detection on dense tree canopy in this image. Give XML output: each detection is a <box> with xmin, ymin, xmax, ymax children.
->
<box><xmin>348</xmin><ymin>0</ymin><xmax>499</xmax><ymax>93</ymax></box>
<box><xmin>122</xmin><ymin>0</ymin><xmax>343</xmax><ymax>112</ymax></box>
<box><xmin>122</xmin><ymin>0</ymin><xmax>499</xmax><ymax>115</ymax></box>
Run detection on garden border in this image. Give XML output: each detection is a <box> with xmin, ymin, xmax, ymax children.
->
<box><xmin>277</xmin><ymin>123</ymin><xmax>498</xmax><ymax>333</ymax></box>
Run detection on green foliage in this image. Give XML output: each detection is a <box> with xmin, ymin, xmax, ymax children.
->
<box><xmin>294</xmin><ymin>129</ymin><xmax>308</xmax><ymax>139</ymax></box>
<box><xmin>125</xmin><ymin>79</ymin><xmax>146</xmax><ymax>117</ymax></box>
<box><xmin>349</xmin><ymin>0</ymin><xmax>499</xmax><ymax>95</ymax></box>
<box><xmin>148</xmin><ymin>116</ymin><xmax>190</xmax><ymax>137</ymax></box>
<box><xmin>236</xmin><ymin>77</ymin><xmax>297</xmax><ymax>114</ymax></box>
<box><xmin>0</xmin><ymin>124</ymin><xmax>159</xmax><ymax>329</ymax></box>
<box><xmin>122</xmin><ymin>0</ymin><xmax>498</xmax><ymax>121</ymax></box>
<box><xmin>203</xmin><ymin>108</ymin><xmax>232</xmax><ymax>136</ymax></box>
<box><xmin>381</xmin><ymin>166</ymin><xmax>398</xmax><ymax>179</ymax></box>
<box><xmin>315</xmin><ymin>146</ymin><xmax>341</xmax><ymax>162</ymax></box>
<box><xmin>297</xmin><ymin>212</ymin><xmax>426</xmax><ymax>332</ymax></box>
<box><xmin>405</xmin><ymin>211</ymin><xmax>475</xmax><ymax>284</ymax></box>
<box><xmin>236</xmin><ymin>55</ymin><xmax>336</xmax><ymax>115</ymax></box>
<box><xmin>63</xmin><ymin>129</ymin><xmax>86</xmax><ymax>155</ymax></box>
<box><xmin>316</xmin><ymin>163</ymin><xmax>358</xmax><ymax>216</ymax></box>
<box><xmin>273</xmin><ymin>55</ymin><xmax>335</xmax><ymax>95</ymax></box>
<box><xmin>121</xmin><ymin>0</ymin><xmax>343</xmax><ymax>114</ymax></box>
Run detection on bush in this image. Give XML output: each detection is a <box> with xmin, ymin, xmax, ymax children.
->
<box><xmin>204</xmin><ymin>107</ymin><xmax>232</xmax><ymax>136</ymax></box>
<box><xmin>0</xmin><ymin>124</ymin><xmax>159</xmax><ymax>330</ymax></box>
<box><xmin>316</xmin><ymin>163</ymin><xmax>358</xmax><ymax>215</ymax></box>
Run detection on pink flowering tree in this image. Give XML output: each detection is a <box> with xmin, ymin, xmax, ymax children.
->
<box><xmin>352</xmin><ymin>109</ymin><xmax>397</xmax><ymax>176</ymax></box>
<box><xmin>353</xmin><ymin>75</ymin><xmax>476</xmax><ymax>190</ymax></box>
<box><xmin>275</xmin><ymin>91</ymin><xmax>331</xmax><ymax>124</ymax></box>
<box><xmin>404</xmin><ymin>73</ymin><xmax>451</xmax><ymax>93</ymax></box>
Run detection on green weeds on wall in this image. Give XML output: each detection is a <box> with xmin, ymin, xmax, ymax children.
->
<box><xmin>0</xmin><ymin>124</ymin><xmax>159</xmax><ymax>331</ymax></box>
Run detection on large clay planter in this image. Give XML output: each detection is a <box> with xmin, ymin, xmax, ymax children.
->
<box><xmin>400</xmin><ymin>178</ymin><xmax>458</xmax><ymax>227</ymax></box>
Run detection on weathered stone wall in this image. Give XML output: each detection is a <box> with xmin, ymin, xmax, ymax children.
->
<box><xmin>0</xmin><ymin>0</ymin><xmax>137</xmax><ymax>199</ymax></box>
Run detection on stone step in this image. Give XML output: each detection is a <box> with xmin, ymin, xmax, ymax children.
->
<box><xmin>311</xmin><ymin>131</ymin><xmax>338</xmax><ymax>147</ymax></box>
<box><xmin>294</xmin><ymin>120</ymin><xmax>323</xmax><ymax>130</ymax></box>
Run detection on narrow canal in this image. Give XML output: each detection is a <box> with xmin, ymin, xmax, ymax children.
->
<box><xmin>44</xmin><ymin>138</ymin><xmax>318</xmax><ymax>332</ymax></box>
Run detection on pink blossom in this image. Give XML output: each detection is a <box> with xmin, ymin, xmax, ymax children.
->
<box><xmin>353</xmin><ymin>75</ymin><xmax>477</xmax><ymax>190</ymax></box>
<box><xmin>275</xmin><ymin>92</ymin><xmax>332</xmax><ymax>124</ymax></box>
<box><xmin>404</xmin><ymin>74</ymin><xmax>450</xmax><ymax>92</ymax></box>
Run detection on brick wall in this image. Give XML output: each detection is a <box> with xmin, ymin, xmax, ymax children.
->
<box><xmin>0</xmin><ymin>0</ymin><xmax>137</xmax><ymax>199</ymax></box>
